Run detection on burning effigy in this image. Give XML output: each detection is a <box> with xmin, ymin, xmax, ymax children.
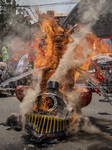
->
<box><xmin>14</xmin><ymin>11</ymin><xmax>112</xmax><ymax>143</ymax></box>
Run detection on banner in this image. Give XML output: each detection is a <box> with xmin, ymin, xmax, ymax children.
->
<box><xmin>0</xmin><ymin>67</ymin><xmax>45</xmax><ymax>87</ymax></box>
<box><xmin>9</xmin><ymin>40</ymin><xmax>36</xmax><ymax>63</ymax></box>
<box><xmin>15</xmin><ymin>53</ymin><xmax>29</xmax><ymax>76</ymax></box>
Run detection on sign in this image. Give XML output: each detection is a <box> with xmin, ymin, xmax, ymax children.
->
<box><xmin>9</xmin><ymin>40</ymin><xmax>36</xmax><ymax>62</ymax></box>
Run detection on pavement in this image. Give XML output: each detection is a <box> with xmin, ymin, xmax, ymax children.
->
<box><xmin>0</xmin><ymin>92</ymin><xmax>112</xmax><ymax>150</ymax></box>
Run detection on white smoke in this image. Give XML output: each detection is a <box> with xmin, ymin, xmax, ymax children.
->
<box><xmin>50</xmin><ymin>27</ymin><xmax>91</xmax><ymax>82</ymax></box>
<box><xmin>50</xmin><ymin>0</ymin><xmax>107</xmax><ymax>133</ymax></box>
<box><xmin>65</xmin><ymin>89</ymin><xmax>81</xmax><ymax>112</ymax></box>
<box><xmin>78</xmin><ymin>0</ymin><xmax>107</xmax><ymax>28</ymax></box>
<box><xmin>18</xmin><ymin>0</ymin><xmax>107</xmax><ymax>133</ymax></box>
<box><xmin>66</xmin><ymin>116</ymin><xmax>100</xmax><ymax>135</ymax></box>
<box><xmin>1</xmin><ymin>10</ymin><xmax>37</xmax><ymax>57</ymax></box>
<box><xmin>19</xmin><ymin>79</ymin><xmax>41</xmax><ymax>120</ymax></box>
<box><xmin>50</xmin><ymin>0</ymin><xmax>107</xmax><ymax>82</ymax></box>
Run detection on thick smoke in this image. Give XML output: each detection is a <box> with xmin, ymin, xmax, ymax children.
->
<box><xmin>1</xmin><ymin>11</ymin><xmax>37</xmax><ymax>56</ymax></box>
<box><xmin>50</xmin><ymin>27</ymin><xmax>92</xmax><ymax>82</ymax></box>
<box><xmin>50</xmin><ymin>0</ymin><xmax>107</xmax><ymax>133</ymax></box>
<box><xmin>78</xmin><ymin>0</ymin><xmax>107</xmax><ymax>28</ymax></box>
<box><xmin>19</xmin><ymin>79</ymin><xmax>41</xmax><ymax>120</ymax></box>
<box><xmin>66</xmin><ymin>89</ymin><xmax>80</xmax><ymax>112</ymax></box>
<box><xmin>66</xmin><ymin>116</ymin><xmax>100</xmax><ymax>135</ymax></box>
<box><xmin>50</xmin><ymin>0</ymin><xmax>107</xmax><ymax>82</ymax></box>
<box><xmin>18</xmin><ymin>1</ymin><xmax>107</xmax><ymax>133</ymax></box>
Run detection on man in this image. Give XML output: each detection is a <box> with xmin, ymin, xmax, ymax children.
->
<box><xmin>104</xmin><ymin>65</ymin><xmax>112</xmax><ymax>92</ymax></box>
<box><xmin>1</xmin><ymin>46</ymin><xmax>9</xmax><ymax>62</ymax></box>
<box><xmin>0</xmin><ymin>69</ymin><xmax>3</xmax><ymax>83</ymax></box>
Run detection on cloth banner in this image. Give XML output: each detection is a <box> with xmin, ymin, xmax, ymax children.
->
<box><xmin>15</xmin><ymin>53</ymin><xmax>29</xmax><ymax>76</ymax></box>
<box><xmin>0</xmin><ymin>67</ymin><xmax>44</xmax><ymax>87</ymax></box>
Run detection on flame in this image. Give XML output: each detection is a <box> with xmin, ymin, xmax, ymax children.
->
<box><xmin>34</xmin><ymin>14</ymin><xmax>71</xmax><ymax>90</ymax></box>
<box><xmin>74</xmin><ymin>32</ymin><xmax>111</xmax><ymax>81</ymax></box>
<box><xmin>33</xmin><ymin>94</ymin><xmax>58</xmax><ymax>115</ymax></box>
<box><xmin>34</xmin><ymin>19</ymin><xmax>68</xmax><ymax>69</ymax></box>
<box><xmin>33</xmin><ymin>12</ymin><xmax>112</xmax><ymax>112</ymax></box>
<box><xmin>33</xmin><ymin>95</ymin><xmax>52</xmax><ymax>112</ymax></box>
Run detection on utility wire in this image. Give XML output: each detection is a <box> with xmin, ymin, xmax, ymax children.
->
<box><xmin>66</xmin><ymin>0</ymin><xmax>76</xmax><ymax>13</ymax></box>
<box><xmin>28</xmin><ymin>7</ymin><xmax>38</xmax><ymax>22</ymax></box>
<box><xmin>22</xmin><ymin>0</ymin><xmax>38</xmax><ymax>23</ymax></box>
<box><xmin>0</xmin><ymin>1</ymin><xmax>77</xmax><ymax>8</ymax></box>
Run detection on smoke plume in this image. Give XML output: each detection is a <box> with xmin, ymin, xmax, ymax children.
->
<box><xmin>78</xmin><ymin>0</ymin><xmax>107</xmax><ymax>28</ymax></box>
<box><xmin>50</xmin><ymin>0</ymin><xmax>107</xmax><ymax>82</ymax></box>
<box><xmin>50</xmin><ymin>27</ymin><xmax>91</xmax><ymax>82</ymax></box>
<box><xmin>50</xmin><ymin>0</ymin><xmax>108</xmax><ymax>133</ymax></box>
<box><xmin>19</xmin><ymin>79</ymin><xmax>41</xmax><ymax>120</ymax></box>
<box><xmin>66</xmin><ymin>116</ymin><xmax>100</xmax><ymax>135</ymax></box>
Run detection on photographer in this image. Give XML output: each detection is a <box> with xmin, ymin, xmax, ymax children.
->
<box><xmin>104</xmin><ymin>65</ymin><xmax>112</xmax><ymax>92</ymax></box>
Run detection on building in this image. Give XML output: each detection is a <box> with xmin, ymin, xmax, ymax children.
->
<box><xmin>54</xmin><ymin>13</ymin><xmax>68</xmax><ymax>26</ymax></box>
<box><xmin>62</xmin><ymin>0</ymin><xmax>112</xmax><ymax>38</ymax></box>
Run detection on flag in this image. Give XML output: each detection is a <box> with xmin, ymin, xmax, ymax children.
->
<box><xmin>15</xmin><ymin>53</ymin><xmax>29</xmax><ymax>76</ymax></box>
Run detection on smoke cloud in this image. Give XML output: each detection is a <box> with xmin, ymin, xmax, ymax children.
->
<box><xmin>66</xmin><ymin>116</ymin><xmax>100</xmax><ymax>135</ymax></box>
<box><xmin>1</xmin><ymin>10</ymin><xmax>37</xmax><ymax>57</ymax></box>
<box><xmin>50</xmin><ymin>27</ymin><xmax>92</xmax><ymax>82</ymax></box>
<box><xmin>18</xmin><ymin>0</ymin><xmax>107</xmax><ymax>134</ymax></box>
<box><xmin>19</xmin><ymin>79</ymin><xmax>41</xmax><ymax>120</ymax></box>
<box><xmin>51</xmin><ymin>0</ymin><xmax>107</xmax><ymax>82</ymax></box>
<box><xmin>78</xmin><ymin>0</ymin><xmax>107</xmax><ymax>28</ymax></box>
<box><xmin>50</xmin><ymin>0</ymin><xmax>108</xmax><ymax>133</ymax></box>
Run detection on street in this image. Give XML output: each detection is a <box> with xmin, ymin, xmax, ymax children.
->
<box><xmin>0</xmin><ymin>92</ymin><xmax>112</xmax><ymax>150</ymax></box>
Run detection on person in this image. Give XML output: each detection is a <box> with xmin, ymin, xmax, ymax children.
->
<box><xmin>0</xmin><ymin>69</ymin><xmax>3</xmax><ymax>83</ymax></box>
<box><xmin>1</xmin><ymin>46</ymin><xmax>9</xmax><ymax>62</ymax></box>
<box><xmin>104</xmin><ymin>65</ymin><xmax>112</xmax><ymax>92</ymax></box>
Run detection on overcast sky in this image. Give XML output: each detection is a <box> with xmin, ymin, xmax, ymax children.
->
<box><xmin>16</xmin><ymin>0</ymin><xmax>79</xmax><ymax>22</ymax></box>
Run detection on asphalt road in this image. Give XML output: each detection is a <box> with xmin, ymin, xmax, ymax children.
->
<box><xmin>0</xmin><ymin>92</ymin><xmax>112</xmax><ymax>150</ymax></box>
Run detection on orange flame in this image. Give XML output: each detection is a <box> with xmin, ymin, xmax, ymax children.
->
<box><xmin>34</xmin><ymin>14</ymin><xmax>71</xmax><ymax>90</ymax></box>
<box><xmin>74</xmin><ymin>32</ymin><xmax>111</xmax><ymax>82</ymax></box>
<box><xmin>33</xmin><ymin>12</ymin><xmax>112</xmax><ymax>112</ymax></box>
<box><xmin>33</xmin><ymin>95</ymin><xmax>51</xmax><ymax>112</ymax></box>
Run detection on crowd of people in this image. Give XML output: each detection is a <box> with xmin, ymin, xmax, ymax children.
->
<box><xmin>0</xmin><ymin>60</ymin><xmax>34</xmax><ymax>89</ymax></box>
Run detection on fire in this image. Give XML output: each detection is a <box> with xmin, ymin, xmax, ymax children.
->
<box><xmin>34</xmin><ymin>19</ymin><xmax>69</xmax><ymax>70</ymax></box>
<box><xmin>81</xmin><ymin>33</ymin><xmax>111</xmax><ymax>69</ymax></box>
<box><xmin>34</xmin><ymin>13</ymin><xmax>71</xmax><ymax>91</ymax></box>
<box><xmin>33</xmin><ymin>12</ymin><xmax>112</xmax><ymax>112</ymax></box>
<box><xmin>35</xmin><ymin>16</ymin><xmax>111</xmax><ymax>84</ymax></box>
<box><xmin>33</xmin><ymin>95</ymin><xmax>52</xmax><ymax>112</ymax></box>
<box><xmin>74</xmin><ymin>32</ymin><xmax>111</xmax><ymax>81</ymax></box>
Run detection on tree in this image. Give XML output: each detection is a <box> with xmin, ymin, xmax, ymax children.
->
<box><xmin>0</xmin><ymin>0</ymin><xmax>32</xmax><ymax>41</ymax></box>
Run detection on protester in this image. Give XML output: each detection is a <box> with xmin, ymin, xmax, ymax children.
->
<box><xmin>0</xmin><ymin>69</ymin><xmax>3</xmax><ymax>83</ymax></box>
<box><xmin>1</xmin><ymin>46</ymin><xmax>9</xmax><ymax>62</ymax></box>
<box><xmin>15</xmin><ymin>53</ymin><xmax>29</xmax><ymax>76</ymax></box>
<box><xmin>104</xmin><ymin>65</ymin><xmax>112</xmax><ymax>92</ymax></box>
<box><xmin>0</xmin><ymin>52</ymin><xmax>2</xmax><ymax>61</ymax></box>
<box><xmin>28</xmin><ymin>49</ymin><xmax>36</xmax><ymax>69</ymax></box>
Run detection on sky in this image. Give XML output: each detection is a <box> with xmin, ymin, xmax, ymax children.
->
<box><xmin>16</xmin><ymin>0</ymin><xmax>79</xmax><ymax>22</ymax></box>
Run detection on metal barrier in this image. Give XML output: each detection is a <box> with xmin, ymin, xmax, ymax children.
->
<box><xmin>25</xmin><ymin>113</ymin><xmax>65</xmax><ymax>134</ymax></box>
